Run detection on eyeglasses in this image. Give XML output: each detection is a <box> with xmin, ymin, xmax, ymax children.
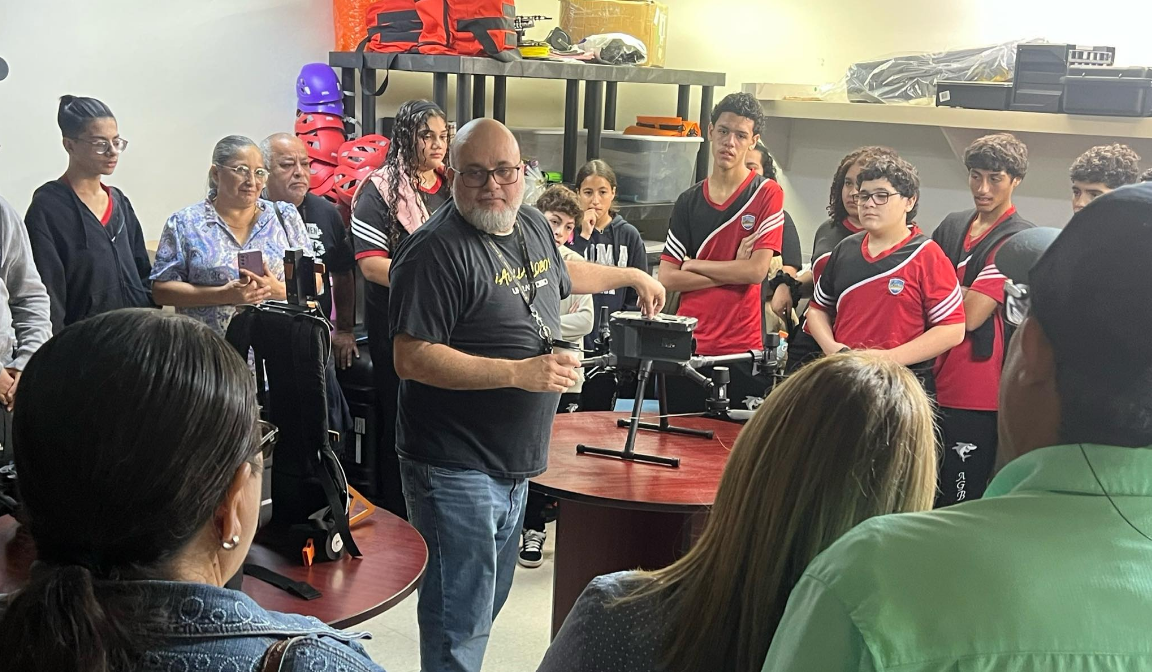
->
<box><xmin>216</xmin><ymin>163</ymin><xmax>270</xmax><ymax>182</ymax></box>
<box><xmin>256</xmin><ymin>420</ymin><xmax>279</xmax><ymax>461</ymax></box>
<box><xmin>1004</xmin><ymin>281</ymin><xmax>1030</xmax><ymax>328</ymax></box>
<box><xmin>853</xmin><ymin>191</ymin><xmax>900</xmax><ymax>206</ymax></box>
<box><xmin>451</xmin><ymin>164</ymin><xmax>521</xmax><ymax>188</ymax></box>
<box><xmin>77</xmin><ymin>137</ymin><xmax>128</xmax><ymax>155</ymax></box>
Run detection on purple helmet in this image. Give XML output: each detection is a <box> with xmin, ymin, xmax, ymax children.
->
<box><xmin>298</xmin><ymin>99</ymin><xmax>345</xmax><ymax>116</ymax></box>
<box><xmin>297</xmin><ymin>63</ymin><xmax>341</xmax><ymax>105</ymax></box>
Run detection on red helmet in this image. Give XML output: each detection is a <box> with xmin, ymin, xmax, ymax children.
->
<box><xmin>332</xmin><ymin>164</ymin><xmax>374</xmax><ymax>205</ymax></box>
<box><xmin>295</xmin><ymin>112</ymin><xmax>345</xmax><ymax>135</ymax></box>
<box><xmin>309</xmin><ymin>174</ymin><xmax>337</xmax><ymax>198</ymax></box>
<box><xmin>309</xmin><ymin>162</ymin><xmax>336</xmax><ymax>190</ymax></box>
<box><xmin>300</xmin><ymin>128</ymin><xmax>344</xmax><ymax>165</ymax></box>
<box><xmin>338</xmin><ymin>135</ymin><xmax>390</xmax><ymax>170</ymax></box>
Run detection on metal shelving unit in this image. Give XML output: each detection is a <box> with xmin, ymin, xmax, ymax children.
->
<box><xmin>329</xmin><ymin>52</ymin><xmax>725</xmax><ymax>185</ymax></box>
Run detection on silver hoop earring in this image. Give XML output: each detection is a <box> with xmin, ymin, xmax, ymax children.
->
<box><xmin>221</xmin><ymin>534</ymin><xmax>241</xmax><ymax>551</ymax></box>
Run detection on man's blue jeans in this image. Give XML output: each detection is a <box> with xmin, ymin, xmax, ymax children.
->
<box><xmin>399</xmin><ymin>457</ymin><xmax>528</xmax><ymax>672</ymax></box>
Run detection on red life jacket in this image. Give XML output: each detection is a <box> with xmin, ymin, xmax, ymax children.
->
<box><xmin>363</xmin><ymin>0</ymin><xmax>517</xmax><ymax>60</ymax></box>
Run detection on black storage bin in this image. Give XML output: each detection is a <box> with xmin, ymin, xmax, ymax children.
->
<box><xmin>1063</xmin><ymin>66</ymin><xmax>1152</xmax><ymax>116</ymax></box>
<box><xmin>937</xmin><ymin>81</ymin><xmax>1013</xmax><ymax>110</ymax></box>
<box><xmin>1011</xmin><ymin>43</ymin><xmax>1115</xmax><ymax>113</ymax></box>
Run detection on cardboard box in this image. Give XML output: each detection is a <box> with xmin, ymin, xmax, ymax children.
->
<box><xmin>559</xmin><ymin>0</ymin><xmax>669</xmax><ymax>68</ymax></box>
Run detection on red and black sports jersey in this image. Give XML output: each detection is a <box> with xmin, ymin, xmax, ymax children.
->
<box><xmin>933</xmin><ymin>207</ymin><xmax>1033</xmax><ymax>411</ymax></box>
<box><xmin>660</xmin><ymin>172</ymin><xmax>784</xmax><ymax>355</ymax></box>
<box><xmin>810</xmin><ymin>230</ymin><xmax>963</xmax><ymax>351</ymax></box>
<box><xmin>809</xmin><ymin>217</ymin><xmax>863</xmax><ymax>286</ymax></box>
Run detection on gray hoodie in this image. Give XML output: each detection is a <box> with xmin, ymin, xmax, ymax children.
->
<box><xmin>0</xmin><ymin>196</ymin><xmax>51</xmax><ymax>369</ymax></box>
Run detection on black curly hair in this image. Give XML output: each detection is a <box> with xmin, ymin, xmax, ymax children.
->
<box><xmin>710</xmin><ymin>92</ymin><xmax>763</xmax><ymax>136</ymax></box>
<box><xmin>827</xmin><ymin>146</ymin><xmax>898</xmax><ymax>222</ymax></box>
<box><xmin>964</xmin><ymin>133</ymin><xmax>1029</xmax><ymax>180</ymax></box>
<box><xmin>1070</xmin><ymin>144</ymin><xmax>1141</xmax><ymax>189</ymax></box>
<box><xmin>857</xmin><ymin>155</ymin><xmax>920</xmax><ymax>223</ymax></box>
<box><xmin>384</xmin><ymin>99</ymin><xmax>447</xmax><ymax>250</ymax></box>
<box><xmin>748</xmin><ymin>143</ymin><xmax>776</xmax><ymax>180</ymax></box>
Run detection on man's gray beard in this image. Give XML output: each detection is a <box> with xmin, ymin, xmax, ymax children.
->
<box><xmin>456</xmin><ymin>187</ymin><xmax>523</xmax><ymax>234</ymax></box>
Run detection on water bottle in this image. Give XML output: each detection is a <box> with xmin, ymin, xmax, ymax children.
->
<box><xmin>775</xmin><ymin>330</ymin><xmax>789</xmax><ymax>365</ymax></box>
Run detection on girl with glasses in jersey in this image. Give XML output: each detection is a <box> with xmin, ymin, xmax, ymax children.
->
<box><xmin>24</xmin><ymin>96</ymin><xmax>154</xmax><ymax>332</ymax></box>
<box><xmin>151</xmin><ymin>135</ymin><xmax>311</xmax><ymax>337</ymax></box>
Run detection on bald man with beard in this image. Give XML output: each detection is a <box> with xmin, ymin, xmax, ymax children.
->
<box><xmin>388</xmin><ymin>118</ymin><xmax>665</xmax><ymax>672</ymax></box>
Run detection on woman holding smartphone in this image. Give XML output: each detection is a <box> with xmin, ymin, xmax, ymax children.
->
<box><xmin>151</xmin><ymin>135</ymin><xmax>311</xmax><ymax>336</ymax></box>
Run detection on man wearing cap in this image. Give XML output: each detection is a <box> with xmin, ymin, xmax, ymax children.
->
<box><xmin>763</xmin><ymin>184</ymin><xmax>1152</xmax><ymax>670</ymax></box>
<box><xmin>0</xmin><ymin>55</ymin><xmax>53</xmax><ymax>426</ymax></box>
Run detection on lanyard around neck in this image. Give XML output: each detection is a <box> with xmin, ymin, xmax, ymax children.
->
<box><xmin>482</xmin><ymin>222</ymin><xmax>552</xmax><ymax>347</ymax></box>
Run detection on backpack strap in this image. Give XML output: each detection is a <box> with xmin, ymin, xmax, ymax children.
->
<box><xmin>289</xmin><ymin>314</ymin><xmax>362</xmax><ymax>558</ymax></box>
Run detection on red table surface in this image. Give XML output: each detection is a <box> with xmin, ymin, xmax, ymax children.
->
<box><xmin>534</xmin><ymin>412</ymin><xmax>742</xmax><ymax>512</ymax></box>
<box><xmin>0</xmin><ymin>509</ymin><xmax>427</xmax><ymax>629</ymax></box>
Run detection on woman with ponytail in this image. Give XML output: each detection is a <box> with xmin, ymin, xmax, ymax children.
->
<box><xmin>349</xmin><ymin>99</ymin><xmax>450</xmax><ymax>518</ymax></box>
<box><xmin>0</xmin><ymin>309</ymin><xmax>385</xmax><ymax>671</ymax></box>
<box><xmin>24</xmin><ymin>95</ymin><xmax>154</xmax><ymax>332</ymax></box>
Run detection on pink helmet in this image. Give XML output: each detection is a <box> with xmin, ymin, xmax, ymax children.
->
<box><xmin>301</xmin><ymin>128</ymin><xmax>345</xmax><ymax>165</ymax></box>
<box><xmin>295</xmin><ymin>112</ymin><xmax>345</xmax><ymax>135</ymax></box>
<box><xmin>332</xmin><ymin>164</ymin><xmax>374</xmax><ymax>206</ymax></box>
<box><xmin>338</xmin><ymin>135</ymin><xmax>390</xmax><ymax>170</ymax></box>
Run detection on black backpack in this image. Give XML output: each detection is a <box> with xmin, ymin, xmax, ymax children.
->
<box><xmin>226</xmin><ymin>303</ymin><xmax>361</xmax><ymax>562</ymax></box>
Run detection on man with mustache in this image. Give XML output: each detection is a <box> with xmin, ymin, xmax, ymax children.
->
<box><xmin>261</xmin><ymin>133</ymin><xmax>358</xmax><ymax>368</ymax></box>
<box><xmin>388</xmin><ymin>117</ymin><xmax>665</xmax><ymax>672</ymax></box>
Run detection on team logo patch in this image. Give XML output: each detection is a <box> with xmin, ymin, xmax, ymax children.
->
<box><xmin>888</xmin><ymin>278</ymin><xmax>906</xmax><ymax>295</ymax></box>
<box><xmin>740</xmin><ymin>214</ymin><xmax>756</xmax><ymax>231</ymax></box>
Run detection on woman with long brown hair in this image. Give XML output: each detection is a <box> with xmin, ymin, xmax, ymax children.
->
<box><xmin>537</xmin><ymin>352</ymin><xmax>938</xmax><ymax>672</ymax></box>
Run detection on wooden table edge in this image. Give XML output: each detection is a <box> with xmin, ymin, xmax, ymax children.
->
<box><xmin>328</xmin><ymin>535</ymin><xmax>429</xmax><ymax>629</ymax></box>
<box><xmin>531</xmin><ymin>482</ymin><xmax>714</xmax><ymax>515</ymax></box>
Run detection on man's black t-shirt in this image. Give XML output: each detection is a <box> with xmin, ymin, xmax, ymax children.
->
<box><xmin>297</xmin><ymin>193</ymin><xmax>355</xmax><ymax>317</ymax></box>
<box><xmin>389</xmin><ymin>202</ymin><xmax>572</xmax><ymax>478</ymax></box>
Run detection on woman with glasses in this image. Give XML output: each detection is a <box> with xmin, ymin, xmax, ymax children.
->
<box><xmin>24</xmin><ymin>95</ymin><xmax>154</xmax><ymax>332</ymax></box>
<box><xmin>151</xmin><ymin>135</ymin><xmax>311</xmax><ymax>336</ymax></box>
<box><xmin>0</xmin><ymin>309</ymin><xmax>385</xmax><ymax>670</ymax></box>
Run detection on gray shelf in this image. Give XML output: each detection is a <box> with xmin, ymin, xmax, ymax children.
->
<box><xmin>330</xmin><ymin>52</ymin><xmax>725</xmax><ymax>86</ymax></box>
<box><xmin>330</xmin><ymin>52</ymin><xmax>724</xmax><ymax>184</ymax></box>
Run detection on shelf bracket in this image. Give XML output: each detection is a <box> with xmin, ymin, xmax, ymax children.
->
<box><xmin>940</xmin><ymin>127</ymin><xmax>985</xmax><ymax>164</ymax></box>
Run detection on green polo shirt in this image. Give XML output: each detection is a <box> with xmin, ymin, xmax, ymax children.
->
<box><xmin>763</xmin><ymin>443</ymin><xmax>1152</xmax><ymax>671</ymax></box>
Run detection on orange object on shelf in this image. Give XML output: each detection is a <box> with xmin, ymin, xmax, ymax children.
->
<box><xmin>333</xmin><ymin>0</ymin><xmax>371</xmax><ymax>51</ymax></box>
<box><xmin>624</xmin><ymin>115</ymin><xmax>701</xmax><ymax>137</ymax></box>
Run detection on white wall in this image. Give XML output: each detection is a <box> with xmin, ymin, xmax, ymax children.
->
<box><xmin>0</xmin><ymin>0</ymin><xmax>335</xmax><ymax>237</ymax></box>
<box><xmin>3</xmin><ymin>0</ymin><xmax>1152</xmax><ymax>244</ymax></box>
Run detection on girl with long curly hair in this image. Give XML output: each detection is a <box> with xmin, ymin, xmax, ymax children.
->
<box><xmin>350</xmin><ymin>99</ymin><xmax>450</xmax><ymax>517</ymax></box>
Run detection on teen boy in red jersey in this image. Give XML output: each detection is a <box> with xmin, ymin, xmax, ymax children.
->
<box><xmin>932</xmin><ymin>133</ymin><xmax>1034</xmax><ymax>506</ymax></box>
<box><xmin>658</xmin><ymin>92</ymin><xmax>784</xmax><ymax>412</ymax></box>
<box><xmin>808</xmin><ymin>155</ymin><xmax>964</xmax><ymax>389</ymax></box>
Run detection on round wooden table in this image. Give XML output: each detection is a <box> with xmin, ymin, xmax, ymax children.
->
<box><xmin>533</xmin><ymin>412</ymin><xmax>741</xmax><ymax>636</ymax></box>
<box><xmin>0</xmin><ymin>509</ymin><xmax>427</xmax><ymax>629</ymax></box>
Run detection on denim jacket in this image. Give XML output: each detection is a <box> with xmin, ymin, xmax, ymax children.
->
<box><xmin>129</xmin><ymin>580</ymin><xmax>385</xmax><ymax>671</ymax></box>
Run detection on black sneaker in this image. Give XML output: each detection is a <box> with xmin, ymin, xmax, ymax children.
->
<box><xmin>518</xmin><ymin>529</ymin><xmax>546</xmax><ymax>568</ymax></box>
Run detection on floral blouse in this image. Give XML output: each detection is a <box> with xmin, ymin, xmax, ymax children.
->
<box><xmin>150</xmin><ymin>198</ymin><xmax>311</xmax><ymax>336</ymax></box>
